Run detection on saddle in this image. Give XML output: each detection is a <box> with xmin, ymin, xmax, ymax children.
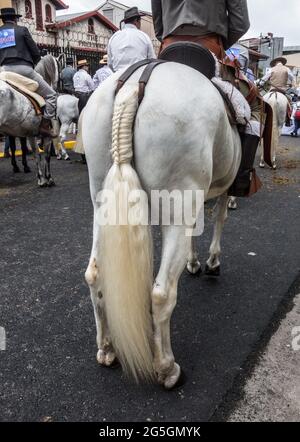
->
<box><xmin>0</xmin><ymin>71</ymin><xmax>45</xmax><ymax>115</ymax></box>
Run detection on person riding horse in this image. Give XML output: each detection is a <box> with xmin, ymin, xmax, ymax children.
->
<box><xmin>259</xmin><ymin>57</ymin><xmax>294</xmax><ymax>94</ymax></box>
<box><xmin>151</xmin><ymin>0</ymin><xmax>263</xmax><ymax>197</ymax></box>
<box><xmin>0</xmin><ymin>7</ymin><xmax>57</xmax><ymax>138</ymax></box>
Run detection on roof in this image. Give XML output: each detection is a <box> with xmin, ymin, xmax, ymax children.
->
<box><xmin>97</xmin><ymin>0</ymin><xmax>152</xmax><ymax>15</ymax></box>
<box><xmin>48</xmin><ymin>10</ymin><xmax>118</xmax><ymax>32</ymax></box>
<box><xmin>52</xmin><ymin>0</ymin><xmax>69</xmax><ymax>10</ymax></box>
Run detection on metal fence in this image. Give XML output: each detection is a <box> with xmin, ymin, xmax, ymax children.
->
<box><xmin>38</xmin><ymin>45</ymin><xmax>105</xmax><ymax>76</ymax></box>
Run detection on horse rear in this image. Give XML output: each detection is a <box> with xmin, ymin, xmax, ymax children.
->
<box><xmin>83</xmin><ymin>63</ymin><xmax>241</xmax><ymax>388</ymax></box>
<box><xmin>261</xmin><ymin>91</ymin><xmax>289</xmax><ymax>169</ymax></box>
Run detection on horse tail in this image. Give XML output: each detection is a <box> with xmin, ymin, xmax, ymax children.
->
<box><xmin>99</xmin><ymin>84</ymin><xmax>154</xmax><ymax>382</ymax></box>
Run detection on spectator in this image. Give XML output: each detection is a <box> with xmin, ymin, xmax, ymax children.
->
<box><xmin>93</xmin><ymin>55</ymin><xmax>113</xmax><ymax>88</ymax></box>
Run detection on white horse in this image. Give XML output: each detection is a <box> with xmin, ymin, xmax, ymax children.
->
<box><xmin>260</xmin><ymin>91</ymin><xmax>289</xmax><ymax>169</ymax></box>
<box><xmin>53</xmin><ymin>94</ymin><xmax>79</xmax><ymax>160</ymax></box>
<box><xmin>82</xmin><ymin>63</ymin><xmax>241</xmax><ymax>389</ymax></box>
<box><xmin>0</xmin><ymin>78</ymin><xmax>55</xmax><ymax>186</ymax></box>
<box><xmin>0</xmin><ymin>54</ymin><xmax>59</xmax><ymax>185</ymax></box>
<box><xmin>36</xmin><ymin>55</ymin><xmax>80</xmax><ymax>161</ymax></box>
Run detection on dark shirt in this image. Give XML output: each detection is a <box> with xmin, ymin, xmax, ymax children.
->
<box><xmin>151</xmin><ymin>0</ymin><xmax>250</xmax><ymax>50</ymax></box>
<box><xmin>61</xmin><ymin>66</ymin><xmax>76</xmax><ymax>91</ymax></box>
<box><xmin>0</xmin><ymin>23</ymin><xmax>41</xmax><ymax>67</ymax></box>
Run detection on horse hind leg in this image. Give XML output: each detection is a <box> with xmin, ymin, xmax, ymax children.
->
<box><xmin>85</xmin><ymin>222</ymin><xmax>117</xmax><ymax>368</ymax></box>
<box><xmin>152</xmin><ymin>225</ymin><xmax>191</xmax><ymax>389</ymax></box>
<box><xmin>205</xmin><ymin>193</ymin><xmax>229</xmax><ymax>276</ymax></box>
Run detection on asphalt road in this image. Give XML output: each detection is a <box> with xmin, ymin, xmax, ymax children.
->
<box><xmin>0</xmin><ymin>137</ymin><xmax>299</xmax><ymax>422</ymax></box>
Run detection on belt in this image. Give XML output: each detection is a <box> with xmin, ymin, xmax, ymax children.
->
<box><xmin>161</xmin><ymin>33</ymin><xmax>223</xmax><ymax>59</ymax></box>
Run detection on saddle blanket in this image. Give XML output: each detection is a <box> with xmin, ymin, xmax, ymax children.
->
<box><xmin>211</xmin><ymin>76</ymin><xmax>251</xmax><ymax>125</ymax></box>
<box><xmin>0</xmin><ymin>71</ymin><xmax>45</xmax><ymax>108</ymax></box>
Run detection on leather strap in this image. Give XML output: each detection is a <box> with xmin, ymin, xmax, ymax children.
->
<box><xmin>138</xmin><ymin>60</ymin><xmax>167</xmax><ymax>104</ymax></box>
<box><xmin>115</xmin><ymin>59</ymin><xmax>157</xmax><ymax>96</ymax></box>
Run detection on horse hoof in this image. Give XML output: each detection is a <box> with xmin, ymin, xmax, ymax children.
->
<box><xmin>228</xmin><ymin>199</ymin><xmax>237</xmax><ymax>210</ymax></box>
<box><xmin>163</xmin><ymin>363</ymin><xmax>183</xmax><ymax>390</ymax></box>
<box><xmin>259</xmin><ymin>162</ymin><xmax>265</xmax><ymax>168</ymax></box>
<box><xmin>205</xmin><ymin>264</ymin><xmax>220</xmax><ymax>277</ymax></box>
<box><xmin>24</xmin><ymin>167</ymin><xmax>31</xmax><ymax>174</ymax></box>
<box><xmin>47</xmin><ymin>179</ymin><xmax>56</xmax><ymax>187</ymax></box>
<box><xmin>38</xmin><ymin>180</ymin><xmax>48</xmax><ymax>188</ymax></box>
<box><xmin>187</xmin><ymin>260</ymin><xmax>202</xmax><ymax>275</ymax></box>
<box><xmin>97</xmin><ymin>350</ymin><xmax>119</xmax><ymax>368</ymax></box>
<box><xmin>272</xmin><ymin>164</ymin><xmax>277</xmax><ymax>170</ymax></box>
<box><xmin>13</xmin><ymin>166</ymin><xmax>21</xmax><ymax>173</ymax></box>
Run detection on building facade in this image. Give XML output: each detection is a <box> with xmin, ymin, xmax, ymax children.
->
<box><xmin>240</xmin><ymin>35</ymin><xmax>284</xmax><ymax>76</ymax></box>
<box><xmin>1</xmin><ymin>1</ymin><xmax>117</xmax><ymax>74</ymax></box>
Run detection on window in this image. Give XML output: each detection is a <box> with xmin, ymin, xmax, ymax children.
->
<box><xmin>103</xmin><ymin>8</ymin><xmax>113</xmax><ymax>23</ymax></box>
<box><xmin>25</xmin><ymin>0</ymin><xmax>33</xmax><ymax>19</ymax></box>
<box><xmin>35</xmin><ymin>0</ymin><xmax>43</xmax><ymax>31</ymax></box>
<box><xmin>88</xmin><ymin>18</ymin><xmax>95</xmax><ymax>34</ymax></box>
<box><xmin>45</xmin><ymin>4</ymin><xmax>52</xmax><ymax>23</ymax></box>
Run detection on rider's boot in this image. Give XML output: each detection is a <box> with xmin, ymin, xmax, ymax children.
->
<box><xmin>229</xmin><ymin>133</ymin><xmax>262</xmax><ymax>197</ymax></box>
<box><xmin>39</xmin><ymin>117</ymin><xmax>57</xmax><ymax>138</ymax></box>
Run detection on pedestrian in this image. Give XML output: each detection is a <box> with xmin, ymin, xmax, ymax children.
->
<box><xmin>4</xmin><ymin>136</ymin><xmax>11</xmax><ymax>158</ymax></box>
<box><xmin>0</xmin><ymin>7</ymin><xmax>57</xmax><ymax>137</ymax></box>
<box><xmin>93</xmin><ymin>55</ymin><xmax>113</xmax><ymax>88</ymax></box>
<box><xmin>151</xmin><ymin>0</ymin><xmax>263</xmax><ymax>198</ymax></box>
<box><xmin>291</xmin><ymin>101</ymin><xmax>300</xmax><ymax>137</ymax></box>
<box><xmin>73</xmin><ymin>59</ymin><xmax>94</xmax><ymax>164</ymax></box>
<box><xmin>107</xmin><ymin>7</ymin><xmax>156</xmax><ymax>72</ymax></box>
<box><xmin>61</xmin><ymin>57</ymin><xmax>76</xmax><ymax>94</ymax></box>
<box><xmin>73</xmin><ymin>59</ymin><xmax>95</xmax><ymax>114</ymax></box>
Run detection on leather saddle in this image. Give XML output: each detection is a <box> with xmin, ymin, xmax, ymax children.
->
<box><xmin>0</xmin><ymin>71</ymin><xmax>45</xmax><ymax>115</ymax></box>
<box><xmin>159</xmin><ymin>42</ymin><xmax>216</xmax><ymax>79</ymax></box>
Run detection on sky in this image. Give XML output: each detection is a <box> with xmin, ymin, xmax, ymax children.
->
<box><xmin>59</xmin><ymin>0</ymin><xmax>300</xmax><ymax>47</ymax></box>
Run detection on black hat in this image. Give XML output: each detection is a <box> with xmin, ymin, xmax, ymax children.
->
<box><xmin>66</xmin><ymin>57</ymin><xmax>74</xmax><ymax>64</ymax></box>
<box><xmin>0</xmin><ymin>8</ymin><xmax>22</xmax><ymax>19</ymax></box>
<box><xmin>123</xmin><ymin>7</ymin><xmax>145</xmax><ymax>22</ymax></box>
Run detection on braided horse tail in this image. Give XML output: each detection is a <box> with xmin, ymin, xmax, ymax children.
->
<box><xmin>99</xmin><ymin>85</ymin><xmax>155</xmax><ymax>382</ymax></box>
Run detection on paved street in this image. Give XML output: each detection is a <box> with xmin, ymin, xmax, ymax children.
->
<box><xmin>0</xmin><ymin>137</ymin><xmax>299</xmax><ymax>422</ymax></box>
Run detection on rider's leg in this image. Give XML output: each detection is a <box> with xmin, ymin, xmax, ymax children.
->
<box><xmin>226</xmin><ymin>78</ymin><xmax>263</xmax><ymax>197</ymax></box>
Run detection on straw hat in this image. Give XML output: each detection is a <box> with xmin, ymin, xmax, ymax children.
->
<box><xmin>99</xmin><ymin>55</ymin><xmax>108</xmax><ymax>65</ymax></box>
<box><xmin>77</xmin><ymin>59</ymin><xmax>89</xmax><ymax>68</ymax></box>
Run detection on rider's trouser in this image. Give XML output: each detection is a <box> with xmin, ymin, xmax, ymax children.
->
<box><xmin>2</xmin><ymin>64</ymin><xmax>57</xmax><ymax>120</ymax></box>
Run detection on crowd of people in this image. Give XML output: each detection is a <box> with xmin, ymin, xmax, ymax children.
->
<box><xmin>1</xmin><ymin>1</ymin><xmax>299</xmax><ymax>180</ymax></box>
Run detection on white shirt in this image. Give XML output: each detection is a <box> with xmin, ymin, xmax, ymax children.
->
<box><xmin>93</xmin><ymin>65</ymin><xmax>113</xmax><ymax>88</ymax></box>
<box><xmin>107</xmin><ymin>24</ymin><xmax>156</xmax><ymax>72</ymax></box>
<box><xmin>73</xmin><ymin>69</ymin><xmax>95</xmax><ymax>93</ymax></box>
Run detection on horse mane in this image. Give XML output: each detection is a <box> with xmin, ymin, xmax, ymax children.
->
<box><xmin>35</xmin><ymin>55</ymin><xmax>57</xmax><ymax>87</ymax></box>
